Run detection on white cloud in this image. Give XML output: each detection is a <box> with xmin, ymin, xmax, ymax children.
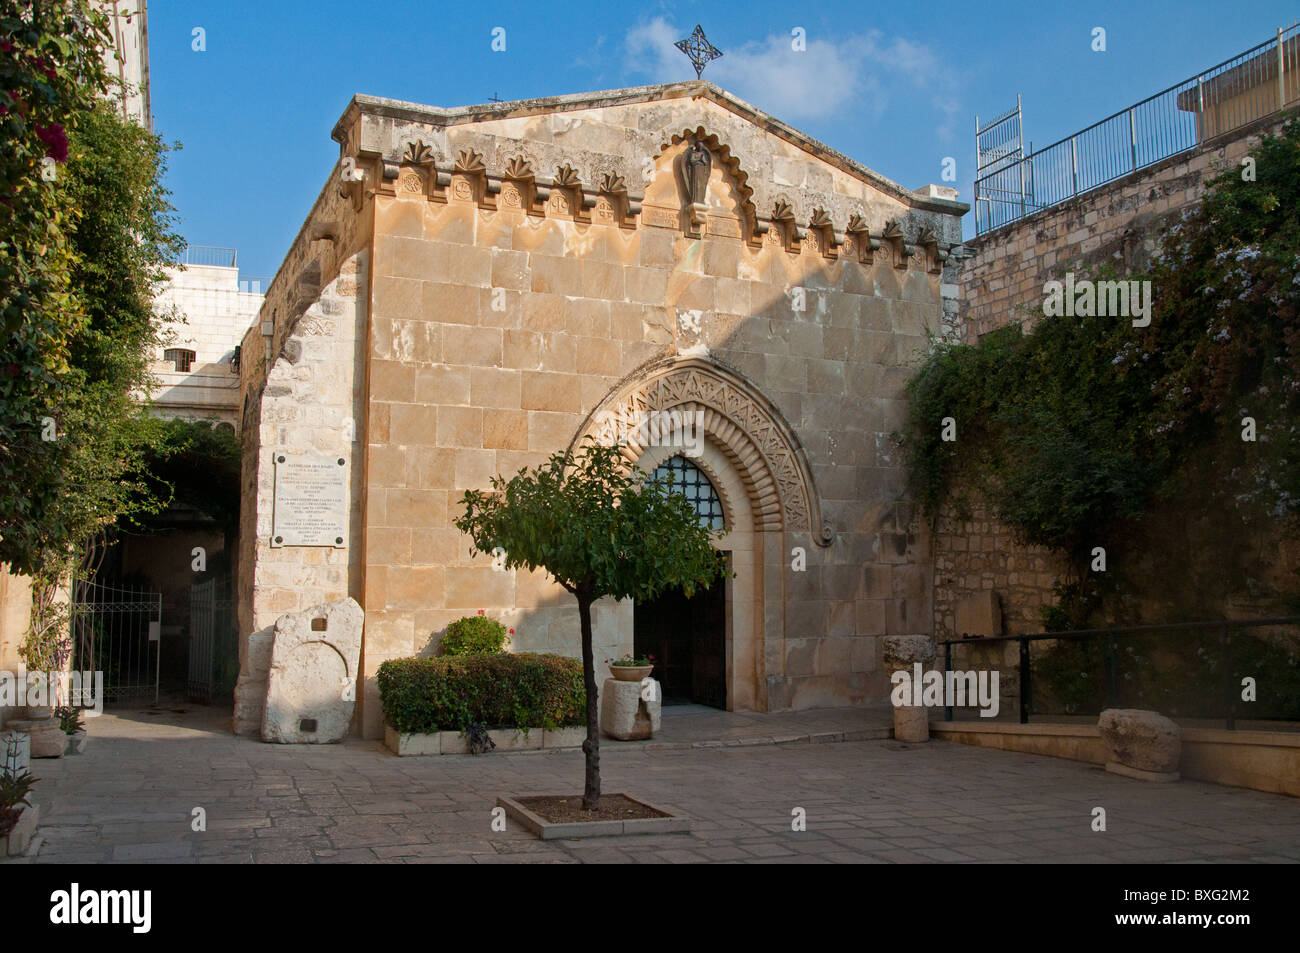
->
<box><xmin>624</xmin><ymin>18</ymin><xmax>685</xmax><ymax>82</ymax></box>
<box><xmin>621</xmin><ymin>21</ymin><xmax>959</xmax><ymax>127</ymax></box>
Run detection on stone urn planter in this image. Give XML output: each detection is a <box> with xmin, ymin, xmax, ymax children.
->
<box><xmin>601</xmin><ymin>677</ymin><xmax>661</xmax><ymax>740</ymax></box>
<box><xmin>65</xmin><ymin>730</ymin><xmax>87</xmax><ymax>755</ymax></box>
<box><xmin>6</xmin><ymin>717</ymin><xmax>66</xmax><ymax>758</ymax></box>
<box><xmin>610</xmin><ymin>665</ymin><xmax>653</xmax><ymax>682</ymax></box>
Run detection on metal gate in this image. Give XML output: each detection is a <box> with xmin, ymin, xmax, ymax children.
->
<box><xmin>188</xmin><ymin>578</ymin><xmax>234</xmax><ymax>702</ymax></box>
<box><xmin>71</xmin><ymin>579</ymin><xmax>161</xmax><ymax>705</ymax></box>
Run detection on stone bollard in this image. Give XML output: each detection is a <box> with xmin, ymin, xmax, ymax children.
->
<box><xmin>1098</xmin><ymin>708</ymin><xmax>1182</xmax><ymax>782</ymax></box>
<box><xmin>882</xmin><ymin>635</ymin><xmax>937</xmax><ymax>743</ymax></box>
<box><xmin>600</xmin><ymin>677</ymin><xmax>661</xmax><ymax>740</ymax></box>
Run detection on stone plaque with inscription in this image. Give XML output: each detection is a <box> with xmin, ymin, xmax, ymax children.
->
<box><xmin>271</xmin><ymin>452</ymin><xmax>348</xmax><ymax>548</ymax></box>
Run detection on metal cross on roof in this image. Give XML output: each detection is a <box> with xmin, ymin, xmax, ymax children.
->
<box><xmin>675</xmin><ymin>24</ymin><xmax>722</xmax><ymax>79</ymax></box>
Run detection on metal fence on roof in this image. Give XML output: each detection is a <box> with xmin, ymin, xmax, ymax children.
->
<box><xmin>974</xmin><ymin>25</ymin><xmax>1300</xmax><ymax>235</ymax></box>
<box><xmin>180</xmin><ymin>244</ymin><xmax>238</xmax><ymax>268</ymax></box>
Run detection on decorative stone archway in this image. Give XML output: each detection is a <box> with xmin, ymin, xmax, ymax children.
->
<box><xmin>569</xmin><ymin>356</ymin><xmax>834</xmax><ymax>546</ymax></box>
<box><xmin>569</xmin><ymin>357</ymin><xmax>832</xmax><ymax>712</ymax></box>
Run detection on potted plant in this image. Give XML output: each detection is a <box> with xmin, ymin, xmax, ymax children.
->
<box><xmin>607</xmin><ymin>653</ymin><xmax>655</xmax><ymax>682</ymax></box>
<box><xmin>55</xmin><ymin>706</ymin><xmax>86</xmax><ymax>754</ymax></box>
<box><xmin>1</xmin><ymin>737</ymin><xmax>39</xmax><ymax>856</ymax></box>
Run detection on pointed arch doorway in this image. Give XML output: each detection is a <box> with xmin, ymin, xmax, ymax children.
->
<box><xmin>634</xmin><ymin>455</ymin><xmax>728</xmax><ymax>708</ymax></box>
<box><xmin>571</xmin><ymin>357</ymin><xmax>834</xmax><ymax>713</ymax></box>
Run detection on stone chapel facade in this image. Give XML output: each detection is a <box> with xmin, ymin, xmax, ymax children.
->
<box><xmin>232</xmin><ymin>81</ymin><xmax>967</xmax><ymax>740</ymax></box>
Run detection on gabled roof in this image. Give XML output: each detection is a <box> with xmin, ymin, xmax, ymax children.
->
<box><xmin>331</xmin><ymin>80</ymin><xmax>966</xmax><ymax>214</ymax></box>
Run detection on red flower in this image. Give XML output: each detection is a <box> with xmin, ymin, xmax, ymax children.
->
<box><xmin>508</xmin><ymin>628</ymin><xmax>514</xmax><ymax>634</ymax></box>
<box><xmin>36</xmin><ymin>123</ymin><xmax>67</xmax><ymax>163</ymax></box>
<box><xmin>476</xmin><ymin>609</ymin><xmax>484</xmax><ymax>615</ymax></box>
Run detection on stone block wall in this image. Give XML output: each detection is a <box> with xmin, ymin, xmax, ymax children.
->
<box><xmin>958</xmin><ymin>114</ymin><xmax>1290</xmax><ymax>344</ymax></box>
<box><xmin>232</xmin><ymin>172</ymin><xmax>373</xmax><ymax>735</ymax></box>
<box><xmin>931</xmin><ymin>497</ymin><xmax>1069</xmax><ymax>643</ymax></box>
<box><xmin>237</xmin><ymin>81</ymin><xmax>968</xmax><ymax>739</ymax></box>
<box><xmin>933</xmin><ymin>115</ymin><xmax>1296</xmax><ymax>643</ymax></box>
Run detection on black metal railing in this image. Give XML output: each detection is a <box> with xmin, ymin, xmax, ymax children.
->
<box><xmin>938</xmin><ymin>617</ymin><xmax>1300</xmax><ymax>729</ymax></box>
<box><xmin>974</xmin><ymin>24</ymin><xmax>1300</xmax><ymax>234</ymax></box>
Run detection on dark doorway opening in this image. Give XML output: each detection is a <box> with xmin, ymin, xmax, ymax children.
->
<box><xmin>634</xmin><ymin>560</ymin><xmax>726</xmax><ymax>708</ymax></box>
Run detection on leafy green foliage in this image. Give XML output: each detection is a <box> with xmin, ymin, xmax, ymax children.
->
<box><xmin>456</xmin><ymin>440</ymin><xmax>727</xmax><ymax>603</ymax></box>
<box><xmin>455</xmin><ymin>439</ymin><xmax>727</xmax><ymax>807</ymax></box>
<box><xmin>0</xmin><ymin>0</ymin><xmax>111</xmax><ymax>339</ymax></box>
<box><xmin>0</xmin><ymin>11</ymin><xmax>184</xmax><ymax>578</ymax></box>
<box><xmin>905</xmin><ymin>118</ymin><xmax>1300</xmax><ymax>622</ymax></box>
<box><xmin>377</xmin><ymin>653</ymin><xmax>586</xmax><ymax>735</ymax></box>
<box><xmin>1035</xmin><ymin>629</ymin><xmax>1300</xmax><ymax>720</ymax></box>
<box><xmin>0</xmin><ymin>768</ymin><xmax>37</xmax><ymax>811</ymax></box>
<box><xmin>439</xmin><ymin>613</ymin><xmax>510</xmax><ymax>657</ymax></box>
<box><xmin>54</xmin><ymin>704</ymin><xmax>83</xmax><ymax>735</ymax></box>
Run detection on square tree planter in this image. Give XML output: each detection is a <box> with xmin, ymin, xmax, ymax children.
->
<box><xmin>1</xmin><ymin>803</ymin><xmax>39</xmax><ymax>857</ymax></box>
<box><xmin>384</xmin><ymin>725</ymin><xmax>586</xmax><ymax>756</ymax></box>
<box><xmin>497</xmin><ymin>793</ymin><xmax>691</xmax><ymax>840</ymax></box>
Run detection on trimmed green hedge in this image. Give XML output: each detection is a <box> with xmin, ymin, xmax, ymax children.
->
<box><xmin>377</xmin><ymin>652</ymin><xmax>586</xmax><ymax>734</ymax></box>
<box><xmin>440</xmin><ymin>614</ymin><xmax>510</xmax><ymax>656</ymax></box>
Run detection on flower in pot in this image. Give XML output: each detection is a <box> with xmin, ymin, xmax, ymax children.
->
<box><xmin>606</xmin><ymin>654</ymin><xmax>655</xmax><ymax>682</ymax></box>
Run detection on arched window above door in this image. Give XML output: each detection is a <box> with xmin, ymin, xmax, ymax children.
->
<box><xmin>650</xmin><ymin>455</ymin><xmax>725</xmax><ymax>531</ymax></box>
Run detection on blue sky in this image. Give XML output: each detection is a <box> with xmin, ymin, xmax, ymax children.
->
<box><xmin>149</xmin><ymin>0</ymin><xmax>1299</xmax><ymax>280</ymax></box>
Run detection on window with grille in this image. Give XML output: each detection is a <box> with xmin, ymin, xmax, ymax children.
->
<box><xmin>650</xmin><ymin>455</ymin><xmax>725</xmax><ymax>531</ymax></box>
<box><xmin>164</xmin><ymin>348</ymin><xmax>196</xmax><ymax>372</ymax></box>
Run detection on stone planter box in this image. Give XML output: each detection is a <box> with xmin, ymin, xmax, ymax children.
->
<box><xmin>384</xmin><ymin>724</ymin><xmax>586</xmax><ymax>756</ymax></box>
<box><xmin>497</xmin><ymin>794</ymin><xmax>691</xmax><ymax>840</ymax></box>
<box><xmin>1</xmin><ymin>803</ymin><xmax>39</xmax><ymax>857</ymax></box>
<box><xmin>65</xmin><ymin>731</ymin><xmax>87</xmax><ymax>755</ymax></box>
<box><xmin>7</xmin><ymin>718</ymin><xmax>67</xmax><ymax>758</ymax></box>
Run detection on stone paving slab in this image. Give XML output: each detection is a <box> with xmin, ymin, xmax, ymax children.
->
<box><xmin>4</xmin><ymin>704</ymin><xmax>1300</xmax><ymax>864</ymax></box>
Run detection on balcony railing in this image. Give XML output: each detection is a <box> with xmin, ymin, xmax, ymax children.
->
<box><xmin>179</xmin><ymin>244</ymin><xmax>237</xmax><ymax>268</ymax></box>
<box><xmin>974</xmin><ymin>24</ymin><xmax>1300</xmax><ymax>234</ymax></box>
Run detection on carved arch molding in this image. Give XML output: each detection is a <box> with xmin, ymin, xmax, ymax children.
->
<box><xmin>569</xmin><ymin>358</ymin><xmax>834</xmax><ymax>547</ymax></box>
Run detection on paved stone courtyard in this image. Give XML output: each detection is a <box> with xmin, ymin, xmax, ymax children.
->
<box><xmin>8</xmin><ymin>703</ymin><xmax>1300</xmax><ymax>864</ymax></box>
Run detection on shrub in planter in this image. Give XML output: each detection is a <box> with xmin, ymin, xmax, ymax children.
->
<box><xmin>55</xmin><ymin>706</ymin><xmax>85</xmax><ymax>736</ymax></box>
<box><xmin>0</xmin><ymin>770</ymin><xmax>38</xmax><ymax>839</ymax></box>
<box><xmin>377</xmin><ymin>652</ymin><xmax>585</xmax><ymax>735</ymax></box>
<box><xmin>439</xmin><ymin>612</ymin><xmax>512</xmax><ymax>656</ymax></box>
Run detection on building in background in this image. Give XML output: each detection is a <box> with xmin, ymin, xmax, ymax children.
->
<box><xmin>95</xmin><ymin>0</ymin><xmax>150</xmax><ymax>127</ymax></box>
<box><xmin>148</xmin><ymin>246</ymin><xmax>266</xmax><ymax>434</ymax></box>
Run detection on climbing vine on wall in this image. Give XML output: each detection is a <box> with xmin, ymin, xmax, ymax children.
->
<box><xmin>904</xmin><ymin>117</ymin><xmax>1300</xmax><ymax>625</ymax></box>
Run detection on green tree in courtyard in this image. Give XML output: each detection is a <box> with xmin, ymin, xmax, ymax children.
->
<box><xmin>456</xmin><ymin>440</ymin><xmax>727</xmax><ymax>810</ymax></box>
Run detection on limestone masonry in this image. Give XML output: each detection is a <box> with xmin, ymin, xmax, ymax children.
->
<box><xmin>233</xmin><ymin>80</ymin><xmax>967</xmax><ymax>740</ymax></box>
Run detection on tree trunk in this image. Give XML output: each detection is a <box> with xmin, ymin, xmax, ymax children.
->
<box><xmin>578</xmin><ymin>591</ymin><xmax>601</xmax><ymax>811</ymax></box>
